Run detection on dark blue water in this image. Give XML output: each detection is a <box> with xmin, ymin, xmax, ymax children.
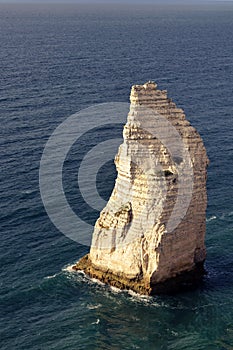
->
<box><xmin>1</xmin><ymin>4</ymin><xmax>233</xmax><ymax>349</ymax></box>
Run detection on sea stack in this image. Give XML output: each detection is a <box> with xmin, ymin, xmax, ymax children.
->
<box><xmin>73</xmin><ymin>82</ymin><xmax>209</xmax><ymax>295</ymax></box>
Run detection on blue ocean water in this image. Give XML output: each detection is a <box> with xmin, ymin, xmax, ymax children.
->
<box><xmin>1</xmin><ymin>3</ymin><xmax>233</xmax><ymax>349</ymax></box>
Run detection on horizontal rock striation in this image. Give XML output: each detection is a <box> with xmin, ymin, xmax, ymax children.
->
<box><xmin>73</xmin><ymin>82</ymin><xmax>209</xmax><ymax>295</ymax></box>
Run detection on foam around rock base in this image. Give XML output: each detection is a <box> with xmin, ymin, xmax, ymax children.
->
<box><xmin>73</xmin><ymin>255</ymin><xmax>206</xmax><ymax>295</ymax></box>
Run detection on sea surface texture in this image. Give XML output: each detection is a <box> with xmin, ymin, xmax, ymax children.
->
<box><xmin>1</xmin><ymin>4</ymin><xmax>233</xmax><ymax>350</ymax></box>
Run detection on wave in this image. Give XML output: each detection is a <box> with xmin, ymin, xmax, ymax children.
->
<box><xmin>219</xmin><ymin>211</ymin><xmax>233</xmax><ymax>220</ymax></box>
<box><xmin>206</xmin><ymin>216</ymin><xmax>217</xmax><ymax>222</ymax></box>
<box><xmin>62</xmin><ymin>264</ymin><xmax>76</xmax><ymax>273</ymax></box>
<box><xmin>87</xmin><ymin>304</ymin><xmax>102</xmax><ymax>310</ymax></box>
<box><xmin>91</xmin><ymin>319</ymin><xmax>100</xmax><ymax>325</ymax></box>
<box><xmin>127</xmin><ymin>289</ymin><xmax>155</xmax><ymax>305</ymax></box>
<box><xmin>88</xmin><ymin>277</ymin><xmax>105</xmax><ymax>286</ymax></box>
<box><xmin>44</xmin><ymin>273</ymin><xmax>59</xmax><ymax>280</ymax></box>
<box><xmin>63</xmin><ymin>263</ymin><xmax>158</xmax><ymax>305</ymax></box>
<box><xmin>62</xmin><ymin>265</ymin><xmax>105</xmax><ymax>287</ymax></box>
<box><xmin>206</xmin><ymin>210</ymin><xmax>233</xmax><ymax>222</ymax></box>
<box><xmin>110</xmin><ymin>285</ymin><xmax>122</xmax><ymax>294</ymax></box>
<box><xmin>21</xmin><ymin>189</ymin><xmax>37</xmax><ymax>195</ymax></box>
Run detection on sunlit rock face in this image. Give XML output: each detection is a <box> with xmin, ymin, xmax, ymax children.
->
<box><xmin>74</xmin><ymin>82</ymin><xmax>209</xmax><ymax>295</ymax></box>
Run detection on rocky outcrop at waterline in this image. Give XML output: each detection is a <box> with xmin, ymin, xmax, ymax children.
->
<box><xmin>73</xmin><ymin>82</ymin><xmax>209</xmax><ymax>295</ymax></box>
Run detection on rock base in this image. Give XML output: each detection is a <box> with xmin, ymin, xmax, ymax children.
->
<box><xmin>72</xmin><ymin>255</ymin><xmax>206</xmax><ymax>295</ymax></box>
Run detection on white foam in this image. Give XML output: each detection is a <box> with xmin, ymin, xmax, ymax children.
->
<box><xmin>110</xmin><ymin>285</ymin><xmax>122</xmax><ymax>293</ymax></box>
<box><xmin>89</xmin><ymin>277</ymin><xmax>105</xmax><ymax>286</ymax></box>
<box><xmin>206</xmin><ymin>215</ymin><xmax>217</xmax><ymax>222</ymax></box>
<box><xmin>87</xmin><ymin>304</ymin><xmax>102</xmax><ymax>310</ymax></box>
<box><xmin>44</xmin><ymin>273</ymin><xmax>58</xmax><ymax>280</ymax></box>
<box><xmin>22</xmin><ymin>189</ymin><xmax>36</xmax><ymax>195</ymax></box>
<box><xmin>91</xmin><ymin>319</ymin><xmax>100</xmax><ymax>325</ymax></box>
<box><xmin>62</xmin><ymin>264</ymin><xmax>76</xmax><ymax>273</ymax></box>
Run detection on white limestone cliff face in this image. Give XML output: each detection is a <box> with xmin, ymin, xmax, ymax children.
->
<box><xmin>75</xmin><ymin>82</ymin><xmax>209</xmax><ymax>293</ymax></box>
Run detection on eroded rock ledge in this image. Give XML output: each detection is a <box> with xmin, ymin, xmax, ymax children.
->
<box><xmin>73</xmin><ymin>82</ymin><xmax>209</xmax><ymax>295</ymax></box>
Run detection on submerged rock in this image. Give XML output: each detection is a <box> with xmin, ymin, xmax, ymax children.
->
<box><xmin>73</xmin><ymin>82</ymin><xmax>209</xmax><ymax>295</ymax></box>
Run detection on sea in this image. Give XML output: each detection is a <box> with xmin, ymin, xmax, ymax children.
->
<box><xmin>1</xmin><ymin>3</ymin><xmax>233</xmax><ymax>349</ymax></box>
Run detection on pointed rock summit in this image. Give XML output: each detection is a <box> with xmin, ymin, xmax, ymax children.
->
<box><xmin>73</xmin><ymin>82</ymin><xmax>209</xmax><ymax>295</ymax></box>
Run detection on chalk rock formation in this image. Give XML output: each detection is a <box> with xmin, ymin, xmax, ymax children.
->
<box><xmin>73</xmin><ymin>82</ymin><xmax>209</xmax><ymax>294</ymax></box>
